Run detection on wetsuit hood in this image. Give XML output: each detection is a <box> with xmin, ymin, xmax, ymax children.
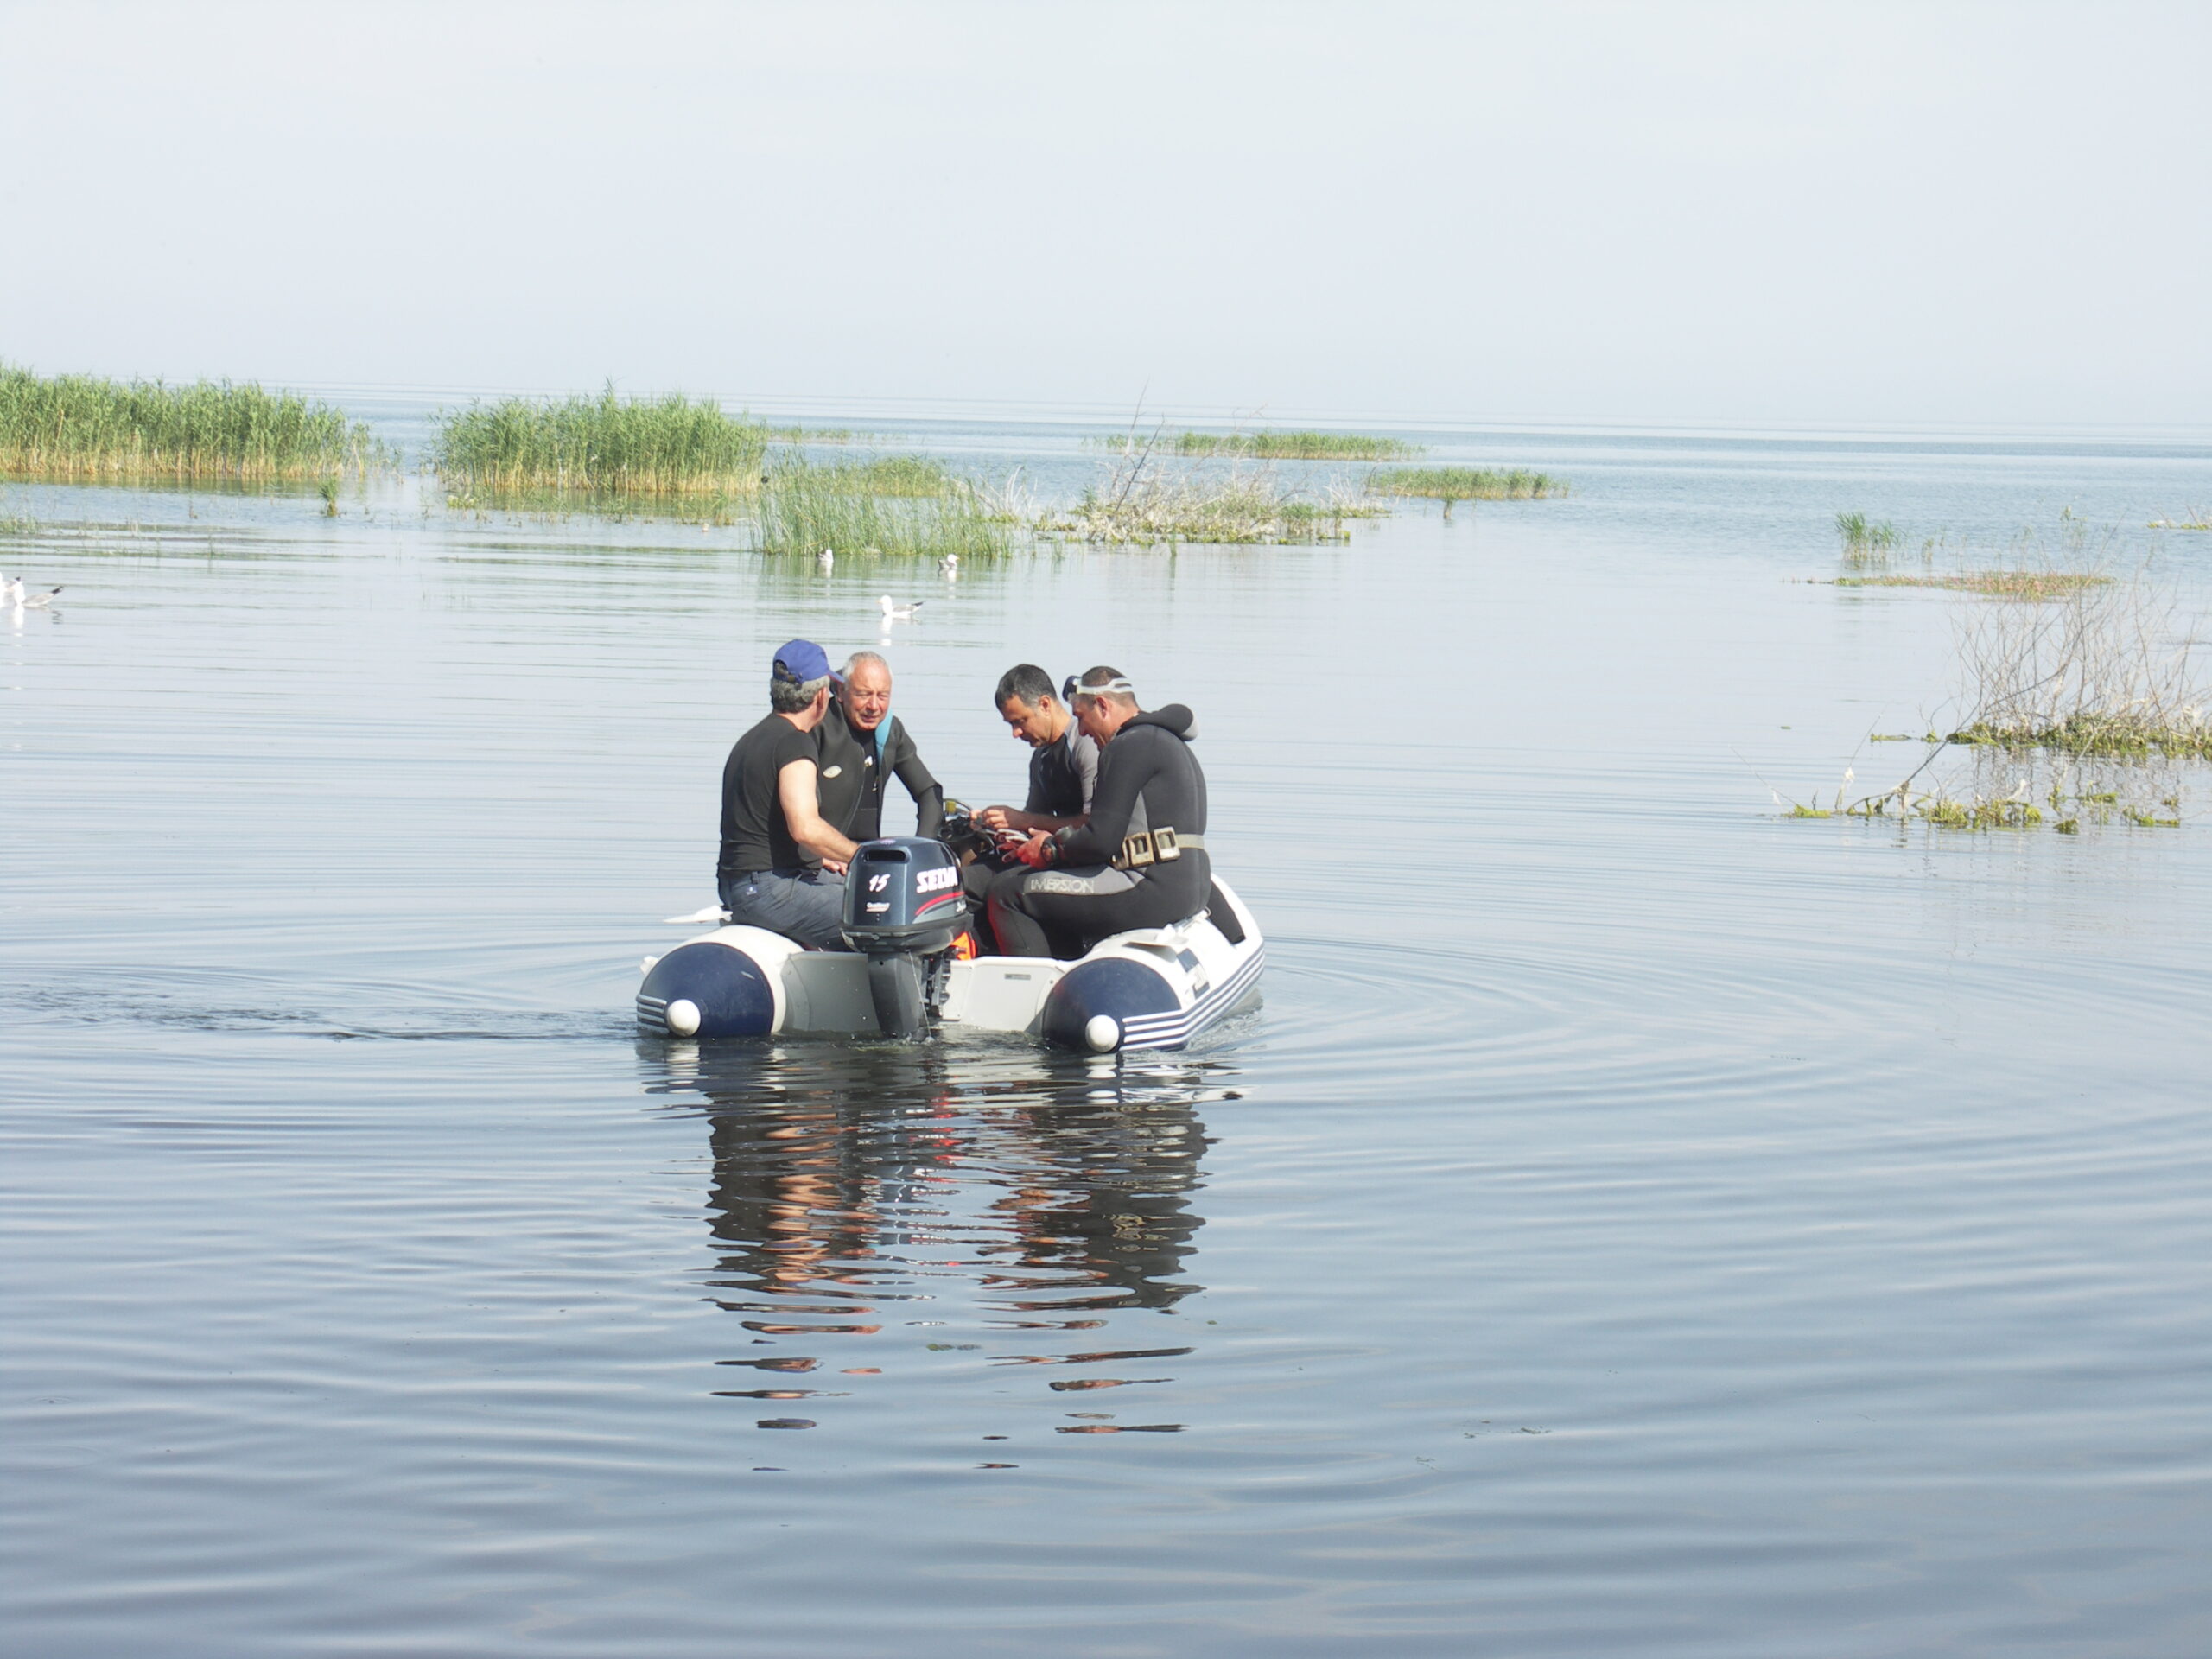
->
<box><xmin>1127</xmin><ymin>704</ymin><xmax>1197</xmax><ymax>741</ymax></box>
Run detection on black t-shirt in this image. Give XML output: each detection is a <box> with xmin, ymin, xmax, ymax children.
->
<box><xmin>717</xmin><ymin>712</ymin><xmax>822</xmax><ymax>879</ymax></box>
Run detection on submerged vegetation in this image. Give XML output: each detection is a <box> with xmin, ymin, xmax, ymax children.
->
<box><xmin>1366</xmin><ymin>466</ymin><xmax>1565</xmax><ymax>509</ymax></box>
<box><xmin>435</xmin><ymin>388</ymin><xmax>768</xmax><ymax>503</ymax></box>
<box><xmin>1832</xmin><ymin>571</ymin><xmax>2110</xmax><ymax>598</ymax></box>
<box><xmin>1091</xmin><ymin>429</ymin><xmax>1422</xmax><ymax>461</ymax></box>
<box><xmin>2149</xmin><ymin>508</ymin><xmax>2211</xmax><ymax>531</ymax></box>
<box><xmin>755</xmin><ymin>458</ymin><xmax>1010</xmax><ymax>560</ymax></box>
<box><xmin>0</xmin><ymin>363</ymin><xmax>383</xmax><ymax>482</ymax></box>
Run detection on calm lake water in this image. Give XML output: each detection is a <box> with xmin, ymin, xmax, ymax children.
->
<box><xmin>4</xmin><ymin>418</ymin><xmax>2211</xmax><ymax>1656</ymax></box>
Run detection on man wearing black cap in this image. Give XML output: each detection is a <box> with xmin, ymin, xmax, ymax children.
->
<box><xmin>715</xmin><ymin>639</ymin><xmax>860</xmax><ymax>950</ymax></box>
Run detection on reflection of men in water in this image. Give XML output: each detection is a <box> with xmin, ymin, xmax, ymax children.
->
<box><xmin>693</xmin><ymin>1061</ymin><xmax>1211</xmax><ymax>1350</ymax></box>
<box><xmin>987</xmin><ymin>667</ymin><xmax>1211</xmax><ymax>959</ymax></box>
<box><xmin>715</xmin><ymin>639</ymin><xmax>859</xmax><ymax>950</ymax></box>
<box><xmin>816</xmin><ymin>650</ymin><xmax>944</xmax><ymax>844</ymax></box>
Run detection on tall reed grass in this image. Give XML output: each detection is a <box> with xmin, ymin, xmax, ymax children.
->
<box><xmin>0</xmin><ymin>364</ymin><xmax>381</xmax><ymax>482</ymax></box>
<box><xmin>755</xmin><ymin>459</ymin><xmax>1011</xmax><ymax>559</ymax></box>
<box><xmin>435</xmin><ymin>388</ymin><xmax>767</xmax><ymax>500</ymax></box>
<box><xmin>1366</xmin><ymin>466</ymin><xmax>1564</xmax><ymax>505</ymax></box>
<box><xmin>1835</xmin><ymin>511</ymin><xmax>1900</xmax><ymax>557</ymax></box>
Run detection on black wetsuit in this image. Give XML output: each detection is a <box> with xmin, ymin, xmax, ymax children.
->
<box><xmin>816</xmin><ymin>709</ymin><xmax>943</xmax><ymax>843</ymax></box>
<box><xmin>988</xmin><ymin>704</ymin><xmax>1211</xmax><ymax>959</ymax></box>
<box><xmin>1027</xmin><ymin>723</ymin><xmax>1099</xmax><ymax>821</ymax></box>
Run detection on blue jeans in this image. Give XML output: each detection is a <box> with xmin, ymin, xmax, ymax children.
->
<box><xmin>718</xmin><ymin>867</ymin><xmax>852</xmax><ymax>951</ymax></box>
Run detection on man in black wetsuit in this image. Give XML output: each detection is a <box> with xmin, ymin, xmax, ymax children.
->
<box><xmin>977</xmin><ymin>663</ymin><xmax>1098</xmax><ymax>837</ymax></box>
<box><xmin>815</xmin><ymin>650</ymin><xmax>944</xmax><ymax>844</ymax></box>
<box><xmin>715</xmin><ymin>639</ymin><xmax>860</xmax><ymax>950</ymax></box>
<box><xmin>987</xmin><ymin>665</ymin><xmax>1211</xmax><ymax>959</ymax></box>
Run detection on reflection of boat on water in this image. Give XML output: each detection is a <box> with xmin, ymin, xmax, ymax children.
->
<box><xmin>638</xmin><ymin>831</ymin><xmax>1264</xmax><ymax>1053</ymax></box>
<box><xmin>646</xmin><ymin>1045</ymin><xmax>1221</xmax><ymax>1427</ymax></box>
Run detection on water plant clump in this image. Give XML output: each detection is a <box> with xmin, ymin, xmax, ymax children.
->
<box><xmin>435</xmin><ymin>387</ymin><xmax>768</xmax><ymax>502</ymax></box>
<box><xmin>799</xmin><ymin>455</ymin><xmax>963</xmax><ymax>497</ymax></box>
<box><xmin>1833</xmin><ymin>571</ymin><xmax>2111</xmax><ymax>598</ymax></box>
<box><xmin>1043</xmin><ymin>446</ymin><xmax>1386</xmax><ymax>546</ymax></box>
<box><xmin>2148</xmin><ymin>508</ymin><xmax>2212</xmax><ymax>531</ymax></box>
<box><xmin>1835</xmin><ymin>511</ymin><xmax>1900</xmax><ymax>558</ymax></box>
<box><xmin>0</xmin><ymin>363</ymin><xmax>384</xmax><ymax>482</ymax></box>
<box><xmin>1366</xmin><ymin>467</ymin><xmax>1566</xmax><ymax>508</ymax></box>
<box><xmin>1090</xmin><ymin>429</ymin><xmax>1422</xmax><ymax>461</ymax></box>
<box><xmin>755</xmin><ymin>459</ymin><xmax>1012</xmax><ymax>560</ymax></box>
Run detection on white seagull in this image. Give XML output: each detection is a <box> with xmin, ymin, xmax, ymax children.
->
<box><xmin>12</xmin><ymin>581</ymin><xmax>61</xmax><ymax>610</ymax></box>
<box><xmin>878</xmin><ymin>594</ymin><xmax>925</xmax><ymax>623</ymax></box>
<box><xmin>0</xmin><ymin>575</ymin><xmax>21</xmax><ymax>607</ymax></box>
<box><xmin>938</xmin><ymin>553</ymin><xmax>959</xmax><ymax>578</ymax></box>
<box><xmin>816</xmin><ymin>547</ymin><xmax>835</xmax><ymax>574</ymax></box>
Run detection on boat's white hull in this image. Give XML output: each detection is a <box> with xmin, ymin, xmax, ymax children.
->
<box><xmin>637</xmin><ymin>879</ymin><xmax>1262</xmax><ymax>1052</ymax></box>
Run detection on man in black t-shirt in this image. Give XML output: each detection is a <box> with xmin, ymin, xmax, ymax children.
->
<box><xmin>715</xmin><ymin>639</ymin><xmax>861</xmax><ymax>950</ymax></box>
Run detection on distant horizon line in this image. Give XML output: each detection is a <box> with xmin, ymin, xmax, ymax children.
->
<box><xmin>10</xmin><ymin>359</ymin><xmax>2210</xmax><ymax>448</ymax></box>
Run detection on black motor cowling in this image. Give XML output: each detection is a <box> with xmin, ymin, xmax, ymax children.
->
<box><xmin>842</xmin><ymin>837</ymin><xmax>967</xmax><ymax>1039</ymax></box>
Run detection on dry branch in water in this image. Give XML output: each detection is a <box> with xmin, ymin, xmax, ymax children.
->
<box><xmin>1043</xmin><ymin>447</ymin><xmax>1384</xmax><ymax>546</ymax></box>
<box><xmin>1952</xmin><ymin>560</ymin><xmax>2210</xmax><ymax>759</ymax></box>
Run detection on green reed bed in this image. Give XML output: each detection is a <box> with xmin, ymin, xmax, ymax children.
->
<box><xmin>435</xmin><ymin>389</ymin><xmax>768</xmax><ymax>502</ymax></box>
<box><xmin>806</xmin><ymin>454</ymin><xmax>963</xmax><ymax>497</ymax></box>
<box><xmin>1173</xmin><ymin>430</ymin><xmax>1421</xmax><ymax>461</ymax></box>
<box><xmin>1366</xmin><ymin>466</ymin><xmax>1565</xmax><ymax>507</ymax></box>
<box><xmin>755</xmin><ymin>459</ymin><xmax>1011</xmax><ymax>559</ymax></box>
<box><xmin>0</xmin><ymin>364</ymin><xmax>382</xmax><ymax>482</ymax></box>
<box><xmin>1090</xmin><ymin>429</ymin><xmax>1423</xmax><ymax>461</ymax></box>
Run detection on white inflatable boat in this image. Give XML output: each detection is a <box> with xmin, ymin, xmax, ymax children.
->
<box><xmin>636</xmin><ymin>835</ymin><xmax>1263</xmax><ymax>1053</ymax></box>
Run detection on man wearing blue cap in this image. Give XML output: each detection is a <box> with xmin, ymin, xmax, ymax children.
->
<box><xmin>715</xmin><ymin>639</ymin><xmax>860</xmax><ymax>950</ymax></box>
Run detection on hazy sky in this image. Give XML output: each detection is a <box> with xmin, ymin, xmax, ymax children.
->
<box><xmin>3</xmin><ymin>1</ymin><xmax>2206</xmax><ymax>427</ymax></box>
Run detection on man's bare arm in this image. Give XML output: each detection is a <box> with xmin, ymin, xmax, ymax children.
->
<box><xmin>779</xmin><ymin>758</ymin><xmax>859</xmax><ymax>874</ymax></box>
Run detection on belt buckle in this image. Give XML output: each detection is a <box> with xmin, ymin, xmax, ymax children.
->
<box><xmin>1153</xmin><ymin>827</ymin><xmax>1180</xmax><ymax>861</ymax></box>
<box><xmin>1123</xmin><ymin>831</ymin><xmax>1155</xmax><ymax>868</ymax></box>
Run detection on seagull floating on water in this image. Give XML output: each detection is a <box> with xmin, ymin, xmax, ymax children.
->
<box><xmin>9</xmin><ymin>578</ymin><xmax>61</xmax><ymax>610</ymax></box>
<box><xmin>816</xmin><ymin>547</ymin><xmax>835</xmax><ymax>574</ymax></box>
<box><xmin>879</xmin><ymin>594</ymin><xmax>925</xmax><ymax>622</ymax></box>
<box><xmin>0</xmin><ymin>575</ymin><xmax>21</xmax><ymax>607</ymax></box>
<box><xmin>938</xmin><ymin>553</ymin><xmax>959</xmax><ymax>578</ymax></box>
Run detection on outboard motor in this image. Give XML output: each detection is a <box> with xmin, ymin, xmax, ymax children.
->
<box><xmin>841</xmin><ymin>837</ymin><xmax>966</xmax><ymax>1039</ymax></box>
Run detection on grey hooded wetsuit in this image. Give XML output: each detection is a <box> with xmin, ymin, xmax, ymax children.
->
<box><xmin>987</xmin><ymin>704</ymin><xmax>1211</xmax><ymax>959</ymax></box>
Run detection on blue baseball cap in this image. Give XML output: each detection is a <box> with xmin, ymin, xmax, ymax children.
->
<box><xmin>772</xmin><ymin>639</ymin><xmax>841</xmax><ymax>686</ymax></box>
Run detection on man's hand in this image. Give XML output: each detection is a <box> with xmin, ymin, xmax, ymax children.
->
<box><xmin>976</xmin><ymin>805</ymin><xmax>1013</xmax><ymax>831</ymax></box>
<box><xmin>1013</xmin><ymin>832</ymin><xmax>1055</xmax><ymax>869</ymax></box>
<box><xmin>823</xmin><ymin>857</ymin><xmax>849</xmax><ymax>877</ymax></box>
